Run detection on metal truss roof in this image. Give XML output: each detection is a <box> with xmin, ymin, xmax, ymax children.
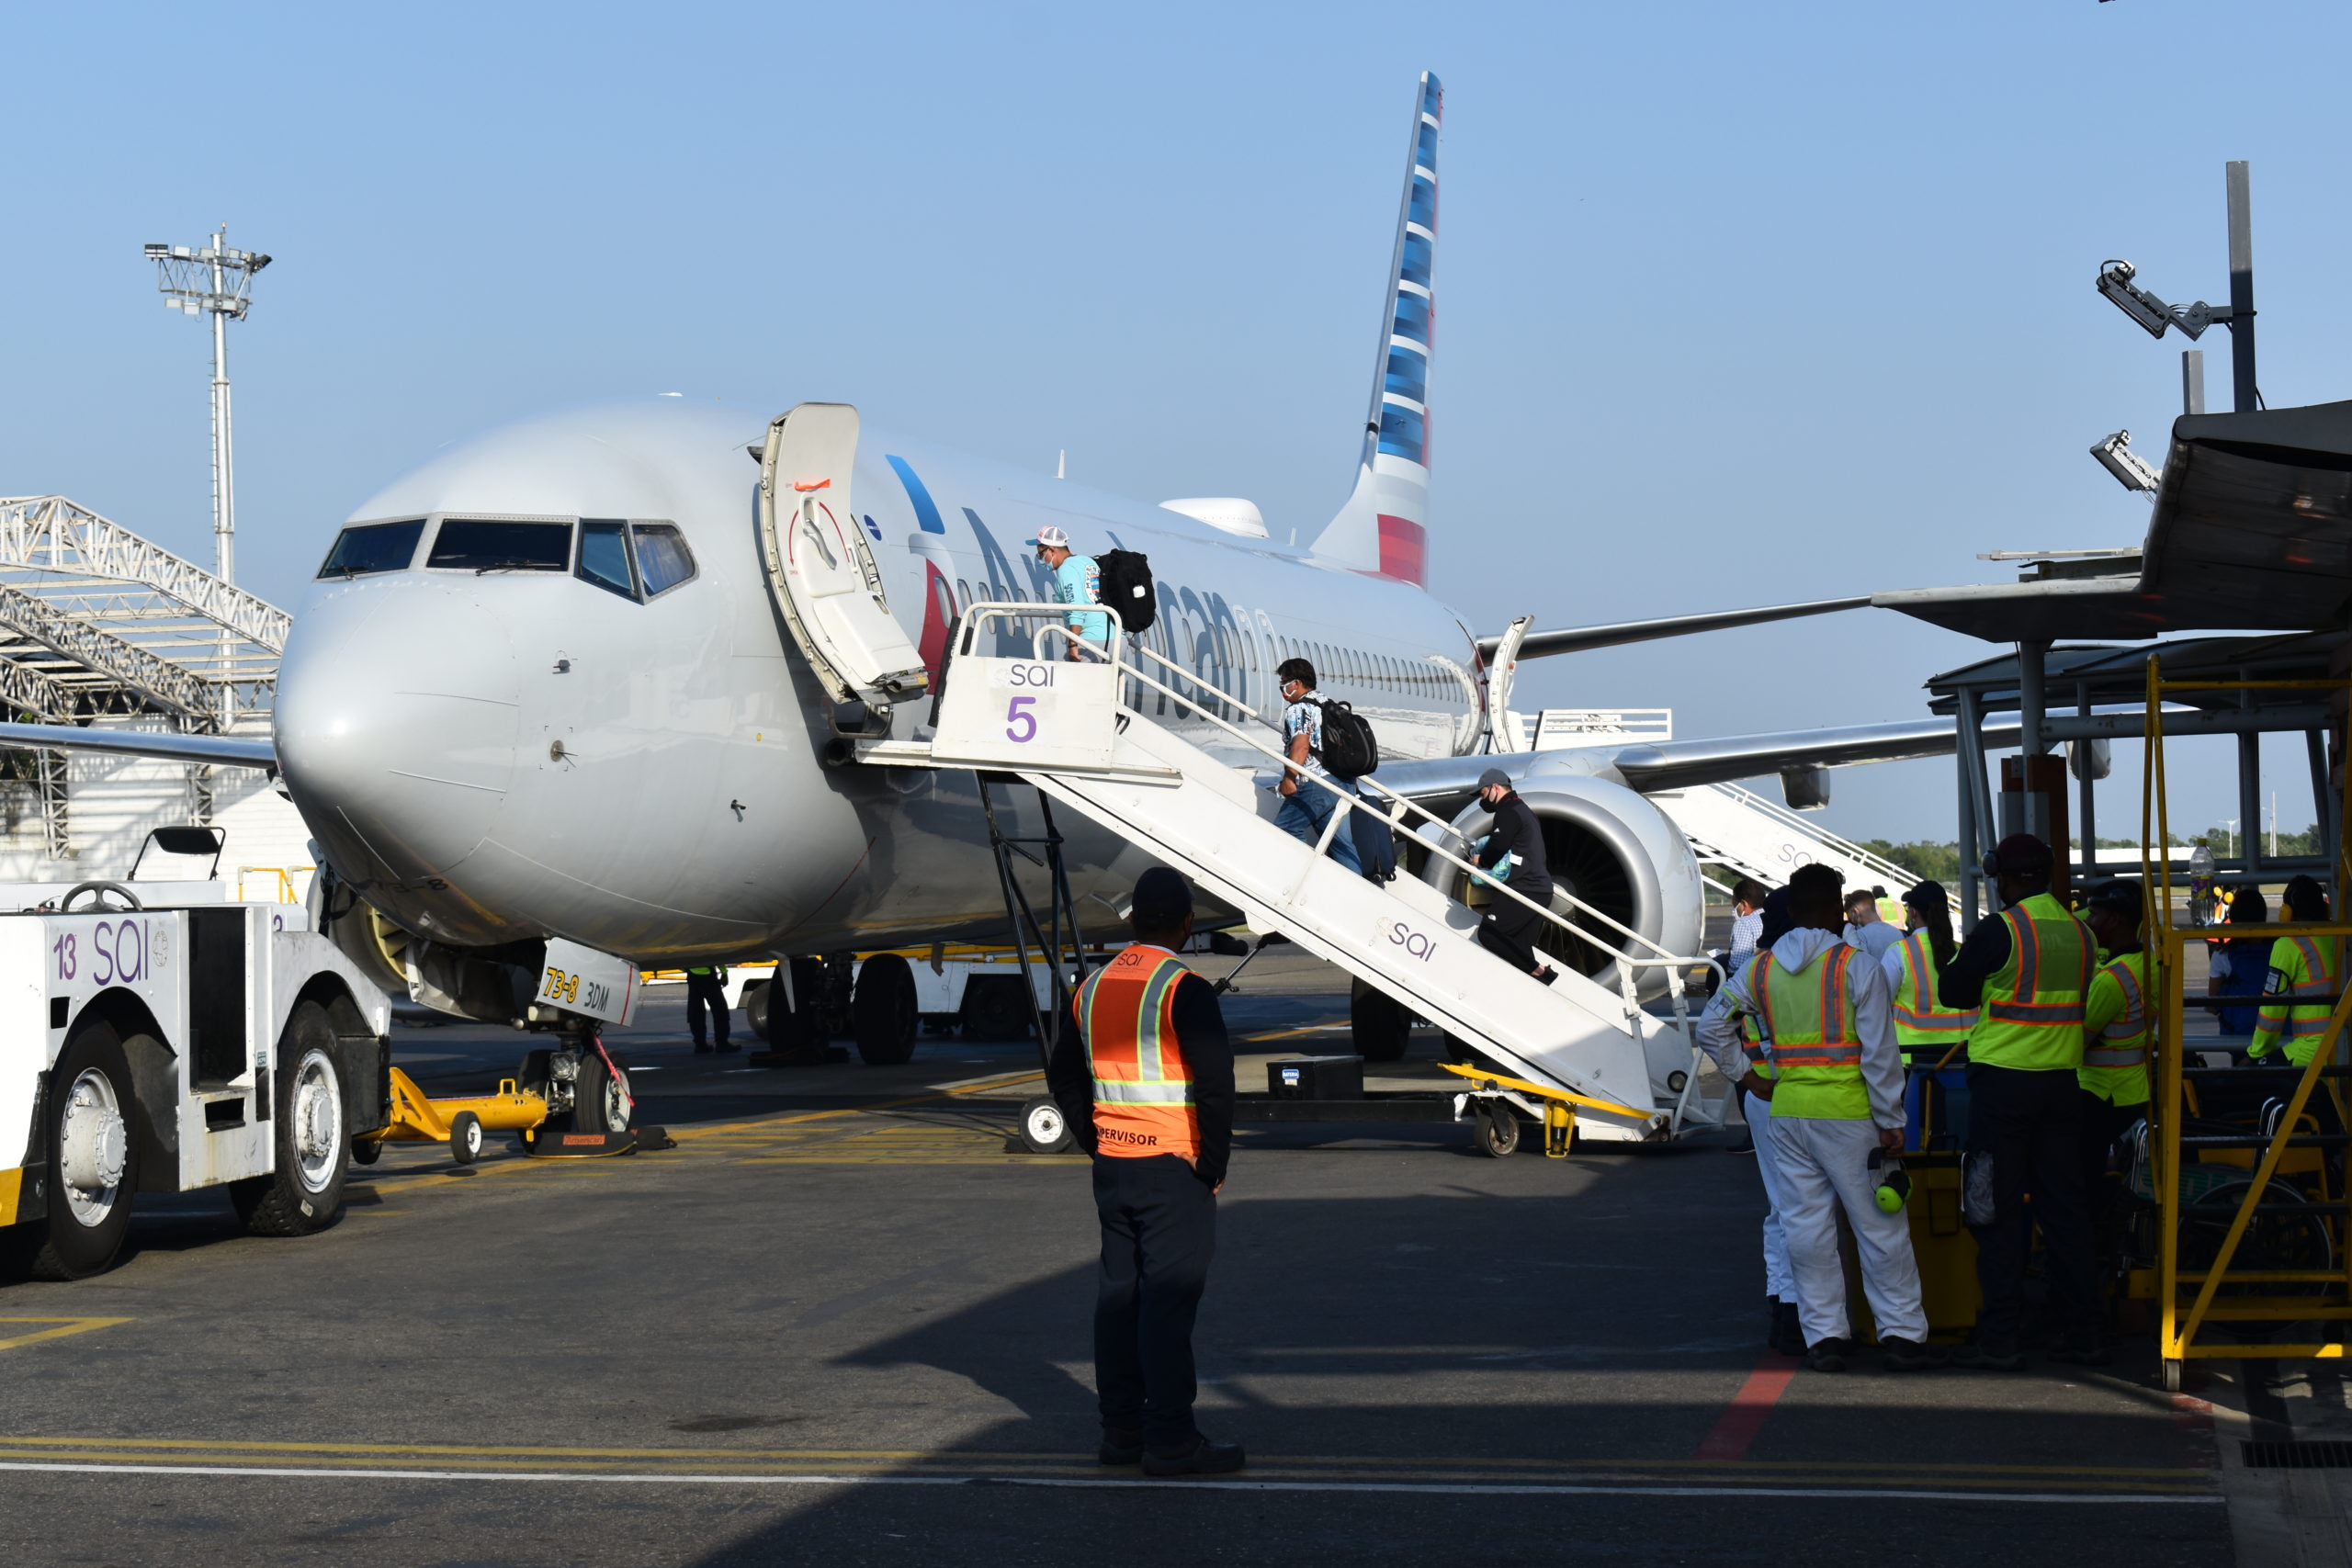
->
<box><xmin>0</xmin><ymin>495</ymin><xmax>288</xmax><ymax>729</ymax></box>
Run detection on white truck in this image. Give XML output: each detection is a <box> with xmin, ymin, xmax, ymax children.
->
<box><xmin>0</xmin><ymin>875</ymin><xmax>392</xmax><ymax>1281</ymax></box>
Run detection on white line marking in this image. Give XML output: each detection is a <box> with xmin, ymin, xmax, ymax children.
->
<box><xmin>0</xmin><ymin>1461</ymin><xmax>2223</xmax><ymax>1503</ymax></box>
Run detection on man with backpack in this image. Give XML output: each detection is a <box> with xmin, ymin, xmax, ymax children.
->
<box><xmin>1028</xmin><ymin>525</ymin><xmax>1110</xmax><ymax>659</ymax></box>
<box><xmin>1272</xmin><ymin>658</ymin><xmax>1363</xmax><ymax>875</ymax></box>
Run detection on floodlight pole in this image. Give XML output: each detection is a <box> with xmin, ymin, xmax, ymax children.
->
<box><xmin>207</xmin><ymin>235</ymin><xmax>236</xmax><ymax>585</ymax></box>
<box><xmin>2225</xmin><ymin>161</ymin><xmax>2257</xmax><ymax>412</ymax></box>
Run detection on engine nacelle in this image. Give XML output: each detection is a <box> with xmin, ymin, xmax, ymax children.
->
<box><xmin>1418</xmin><ymin>775</ymin><xmax>1704</xmax><ymax>999</ymax></box>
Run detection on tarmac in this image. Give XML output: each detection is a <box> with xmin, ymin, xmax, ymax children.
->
<box><xmin>0</xmin><ymin>948</ymin><xmax>2319</xmax><ymax>1565</ymax></box>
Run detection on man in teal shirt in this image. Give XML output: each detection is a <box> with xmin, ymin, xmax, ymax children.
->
<box><xmin>1030</xmin><ymin>525</ymin><xmax>1109</xmax><ymax>658</ymax></box>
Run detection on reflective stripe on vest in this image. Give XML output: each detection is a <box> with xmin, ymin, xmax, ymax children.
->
<box><xmin>1072</xmin><ymin>944</ymin><xmax>1201</xmax><ymax>1161</ymax></box>
<box><xmin>1890</xmin><ymin>931</ymin><xmax>1975</xmax><ymax>1042</ymax></box>
<box><xmin>2258</xmin><ymin>935</ymin><xmax>2342</xmax><ymax>1042</ymax></box>
<box><xmin>2083</xmin><ymin>955</ymin><xmax>2148</xmax><ymax>1068</ymax></box>
<box><xmin>1753</xmin><ymin>945</ymin><xmax>1871</xmax><ymax>1119</ymax></box>
<box><xmin>1972</xmin><ymin>894</ymin><xmax>2098</xmax><ymax>1070</ymax></box>
<box><xmin>1733</xmin><ymin>953</ymin><xmax>1777</xmax><ymax>1079</ymax></box>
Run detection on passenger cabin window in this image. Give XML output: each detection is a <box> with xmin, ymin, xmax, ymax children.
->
<box><xmin>631</xmin><ymin>525</ymin><xmax>695</xmax><ymax>596</ymax></box>
<box><xmin>317</xmin><ymin>519</ymin><xmax>424</xmax><ymax>579</ymax></box>
<box><xmin>428</xmin><ymin>519</ymin><xmax>571</xmax><ymax>572</ymax></box>
<box><xmin>576</xmin><ymin>520</ymin><xmax>638</xmax><ymax>600</ymax></box>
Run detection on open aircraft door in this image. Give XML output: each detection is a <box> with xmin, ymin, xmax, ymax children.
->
<box><xmin>758</xmin><ymin>402</ymin><xmax>930</xmax><ymax>710</ymax></box>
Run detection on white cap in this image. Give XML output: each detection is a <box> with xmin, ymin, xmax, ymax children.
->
<box><xmin>1026</xmin><ymin>525</ymin><xmax>1071</xmax><ymax>550</ymax></box>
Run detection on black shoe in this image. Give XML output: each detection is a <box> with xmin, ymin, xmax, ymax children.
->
<box><xmin>1772</xmin><ymin>1301</ymin><xmax>1806</xmax><ymax>1357</ymax></box>
<box><xmin>1763</xmin><ymin>1296</ymin><xmax>1781</xmax><ymax>1351</ymax></box>
<box><xmin>1804</xmin><ymin>1337</ymin><xmax>1848</xmax><ymax>1373</ymax></box>
<box><xmin>1532</xmin><ymin>965</ymin><xmax>1559</xmax><ymax>986</ymax></box>
<box><xmin>1142</xmin><ymin>1435</ymin><xmax>1246</xmax><ymax>1476</ymax></box>
<box><xmin>693</xmin><ymin>1042</ymin><xmax>712</xmax><ymax>1054</ymax></box>
<box><xmin>1880</xmin><ymin>1336</ymin><xmax>1950</xmax><ymax>1372</ymax></box>
<box><xmin>1726</xmin><ymin>1134</ymin><xmax>1756</xmax><ymax>1155</ymax></box>
<box><xmin>1099</xmin><ymin>1428</ymin><xmax>1143</xmax><ymax>1465</ymax></box>
<box><xmin>1950</xmin><ymin>1341</ymin><xmax>2026</xmax><ymax>1371</ymax></box>
<box><xmin>2046</xmin><ymin>1340</ymin><xmax>2111</xmax><ymax>1369</ymax></box>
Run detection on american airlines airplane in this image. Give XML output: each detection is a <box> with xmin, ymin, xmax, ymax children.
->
<box><xmin>8</xmin><ymin>73</ymin><xmax>1950</xmax><ymax>1091</ymax></box>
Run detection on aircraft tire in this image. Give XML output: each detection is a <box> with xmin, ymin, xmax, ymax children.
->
<box><xmin>231</xmin><ymin>1003</ymin><xmax>349</xmax><ymax>1238</ymax></box>
<box><xmin>27</xmin><ymin>1021</ymin><xmax>143</xmax><ymax>1279</ymax></box>
<box><xmin>573</xmin><ymin>1049</ymin><xmax>633</xmax><ymax>1134</ymax></box>
<box><xmin>1350</xmin><ymin>980</ymin><xmax>1411</xmax><ymax>1063</ymax></box>
<box><xmin>742</xmin><ymin>978</ymin><xmax>770</xmax><ymax>1038</ymax></box>
<box><xmin>854</xmin><ymin>954</ymin><xmax>920</xmax><ymax>1066</ymax></box>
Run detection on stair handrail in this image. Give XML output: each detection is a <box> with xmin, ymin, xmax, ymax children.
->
<box><xmin>1708</xmin><ymin>781</ymin><xmax>1941</xmax><ymax>898</ymax></box>
<box><xmin>965</xmin><ymin>606</ymin><xmax>1720</xmax><ymax>1032</ymax></box>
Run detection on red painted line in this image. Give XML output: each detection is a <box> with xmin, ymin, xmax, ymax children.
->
<box><xmin>1694</xmin><ymin>1357</ymin><xmax>1799</xmax><ymax>1461</ymax></box>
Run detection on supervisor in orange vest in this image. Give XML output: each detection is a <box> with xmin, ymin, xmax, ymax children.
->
<box><xmin>1046</xmin><ymin>867</ymin><xmax>1242</xmax><ymax>1478</ymax></box>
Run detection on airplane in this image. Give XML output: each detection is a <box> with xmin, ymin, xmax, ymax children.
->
<box><xmin>2</xmin><ymin>73</ymin><xmax>1955</xmax><ymax>1107</ymax></box>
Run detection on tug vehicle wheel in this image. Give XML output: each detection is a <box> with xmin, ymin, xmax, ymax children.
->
<box><xmin>27</xmin><ymin>1022</ymin><xmax>142</xmax><ymax>1280</ymax></box>
<box><xmin>1474</xmin><ymin>1103</ymin><xmax>1521</xmax><ymax>1159</ymax></box>
<box><xmin>231</xmin><ymin>1002</ymin><xmax>349</xmax><ymax>1236</ymax></box>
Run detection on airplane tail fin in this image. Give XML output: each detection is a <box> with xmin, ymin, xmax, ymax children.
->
<box><xmin>1309</xmin><ymin>71</ymin><xmax>1441</xmax><ymax>585</ymax></box>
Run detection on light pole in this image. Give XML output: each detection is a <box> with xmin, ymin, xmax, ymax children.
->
<box><xmin>144</xmin><ymin>227</ymin><xmax>271</xmax><ymax>584</ymax></box>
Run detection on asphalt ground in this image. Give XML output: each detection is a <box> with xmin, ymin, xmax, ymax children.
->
<box><xmin>0</xmin><ymin>952</ymin><xmax>2236</xmax><ymax>1566</ymax></box>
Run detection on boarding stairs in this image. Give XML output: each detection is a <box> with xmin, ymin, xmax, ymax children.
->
<box><xmin>857</xmin><ymin>605</ymin><xmax>1728</xmax><ymax>1142</ymax></box>
<box><xmin>1655</xmin><ymin>781</ymin><xmax>1946</xmax><ymax>910</ymax></box>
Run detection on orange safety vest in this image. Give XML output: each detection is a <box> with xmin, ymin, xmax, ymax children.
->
<box><xmin>1071</xmin><ymin>943</ymin><xmax>1202</xmax><ymax>1164</ymax></box>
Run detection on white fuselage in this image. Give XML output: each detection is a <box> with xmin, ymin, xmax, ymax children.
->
<box><xmin>276</xmin><ymin>400</ymin><xmax>1494</xmax><ymax>962</ymax></box>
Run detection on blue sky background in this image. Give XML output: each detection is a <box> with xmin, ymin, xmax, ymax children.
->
<box><xmin>7</xmin><ymin>0</ymin><xmax>2347</xmax><ymax>843</ymax></box>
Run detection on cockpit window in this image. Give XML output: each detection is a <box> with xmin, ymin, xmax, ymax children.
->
<box><xmin>317</xmin><ymin>519</ymin><xmax>424</xmax><ymax>579</ymax></box>
<box><xmin>426</xmin><ymin>519</ymin><xmax>572</xmax><ymax>572</ymax></box>
<box><xmin>632</xmin><ymin>524</ymin><xmax>695</xmax><ymax>596</ymax></box>
<box><xmin>575</xmin><ymin>520</ymin><xmax>639</xmax><ymax>601</ymax></box>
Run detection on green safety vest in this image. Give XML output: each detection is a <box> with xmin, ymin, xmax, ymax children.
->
<box><xmin>1970</xmin><ymin>893</ymin><xmax>2097</xmax><ymax>1071</ymax></box>
<box><xmin>1731</xmin><ymin>954</ymin><xmax>1776</xmax><ymax>1083</ymax></box>
<box><xmin>2079</xmin><ymin>948</ymin><xmax>2151</xmax><ymax>1108</ymax></box>
<box><xmin>1890</xmin><ymin>930</ymin><xmax>1975</xmax><ymax>1052</ymax></box>
<box><xmin>2251</xmin><ymin>934</ymin><xmax>2344</xmax><ymax>1068</ymax></box>
<box><xmin>1749</xmin><ymin>944</ymin><xmax>1870</xmax><ymax>1121</ymax></box>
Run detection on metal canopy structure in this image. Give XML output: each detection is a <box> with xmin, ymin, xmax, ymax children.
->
<box><xmin>1925</xmin><ymin>631</ymin><xmax>2347</xmax><ymax>924</ymax></box>
<box><xmin>1880</xmin><ymin>400</ymin><xmax>2352</xmax><ymax>644</ymax></box>
<box><xmin>0</xmin><ymin>495</ymin><xmax>288</xmax><ymax>854</ymax></box>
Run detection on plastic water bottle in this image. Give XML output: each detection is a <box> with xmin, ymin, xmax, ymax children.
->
<box><xmin>2188</xmin><ymin>842</ymin><xmax>2215</xmax><ymax>928</ymax></box>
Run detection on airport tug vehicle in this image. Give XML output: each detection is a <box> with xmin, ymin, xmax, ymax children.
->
<box><xmin>0</xmin><ymin>876</ymin><xmax>394</xmax><ymax>1280</ymax></box>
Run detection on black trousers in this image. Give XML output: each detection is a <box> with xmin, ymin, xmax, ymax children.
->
<box><xmin>1476</xmin><ymin>894</ymin><xmax>1545</xmax><ymax>975</ymax></box>
<box><xmin>685</xmin><ymin>974</ymin><xmax>730</xmax><ymax>1046</ymax></box>
<box><xmin>1966</xmin><ymin>1065</ymin><xmax>2100</xmax><ymax>1347</ymax></box>
<box><xmin>1092</xmin><ymin>1154</ymin><xmax>1216</xmax><ymax>1447</ymax></box>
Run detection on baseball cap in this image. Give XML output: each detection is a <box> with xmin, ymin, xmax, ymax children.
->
<box><xmin>1128</xmin><ymin>866</ymin><xmax>1194</xmax><ymax>926</ymax></box>
<box><xmin>1026</xmin><ymin>525</ymin><xmax>1071</xmax><ymax>550</ymax></box>
<box><xmin>1477</xmin><ymin>768</ymin><xmax>1511</xmax><ymax>790</ymax></box>
<box><xmin>1990</xmin><ymin>833</ymin><xmax>2053</xmax><ymax>876</ymax></box>
<box><xmin>2086</xmin><ymin>879</ymin><xmax>2143</xmax><ymax>919</ymax></box>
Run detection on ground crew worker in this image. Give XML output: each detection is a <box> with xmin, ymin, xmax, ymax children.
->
<box><xmin>1028</xmin><ymin>525</ymin><xmax>1109</xmax><ymax>660</ymax></box>
<box><xmin>2079</xmin><ymin>879</ymin><xmax>2151</xmax><ymax>1241</ymax></box>
<box><xmin>1712</xmin><ymin>863</ymin><xmax>1939</xmax><ymax>1372</ymax></box>
<box><xmin>1046</xmin><ymin>867</ymin><xmax>1244</xmax><ymax>1477</ymax></box>
<box><xmin>1938</xmin><ymin>833</ymin><xmax>2104</xmax><ymax>1369</ymax></box>
<box><xmin>1697</xmin><ymin>922</ymin><xmax>1802</xmax><ymax>1356</ymax></box>
<box><xmin>1843</xmin><ymin>891</ymin><xmax>1901</xmax><ymax>963</ymax></box>
<box><xmin>1883</xmin><ymin>880</ymin><xmax>1973</xmax><ymax>1066</ymax></box>
<box><xmin>1471</xmin><ymin>768</ymin><xmax>1559</xmax><ymax>986</ymax></box>
<box><xmin>685</xmin><ymin>964</ymin><xmax>733</xmax><ymax>1054</ymax></box>
<box><xmin>2250</xmin><ymin>875</ymin><xmax>2339</xmax><ymax>1068</ymax></box>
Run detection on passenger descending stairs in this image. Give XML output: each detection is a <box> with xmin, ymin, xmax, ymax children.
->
<box><xmin>859</xmin><ymin>614</ymin><xmax>1718</xmax><ymax>1141</ymax></box>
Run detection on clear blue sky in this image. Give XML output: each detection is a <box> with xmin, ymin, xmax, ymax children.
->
<box><xmin>9</xmin><ymin>0</ymin><xmax>2347</xmax><ymax>842</ymax></box>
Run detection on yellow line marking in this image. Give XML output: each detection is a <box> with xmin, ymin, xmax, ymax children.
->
<box><xmin>1243</xmin><ymin>1021</ymin><xmax>1349</xmax><ymax>1042</ymax></box>
<box><xmin>0</xmin><ymin>1319</ymin><xmax>132</xmax><ymax>1352</ymax></box>
<box><xmin>672</xmin><ymin>1071</ymin><xmax>1046</xmax><ymax>1138</ymax></box>
<box><xmin>0</xmin><ymin>1434</ymin><xmax>2212</xmax><ymax>1483</ymax></box>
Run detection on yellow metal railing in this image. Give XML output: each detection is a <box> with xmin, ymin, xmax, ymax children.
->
<box><xmin>2143</xmin><ymin>655</ymin><xmax>2352</xmax><ymax>1390</ymax></box>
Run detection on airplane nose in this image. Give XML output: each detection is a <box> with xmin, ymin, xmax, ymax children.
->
<box><xmin>277</xmin><ymin>577</ymin><xmax>521</xmax><ymax>887</ymax></box>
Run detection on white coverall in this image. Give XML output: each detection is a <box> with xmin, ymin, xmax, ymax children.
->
<box><xmin>1696</xmin><ymin>969</ymin><xmax>1793</xmax><ymax>1303</ymax></box>
<box><xmin>1701</xmin><ymin>927</ymin><xmax>1928</xmax><ymax>1347</ymax></box>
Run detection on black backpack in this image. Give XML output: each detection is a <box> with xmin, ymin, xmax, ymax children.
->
<box><xmin>1313</xmin><ymin>697</ymin><xmax>1379</xmax><ymax>780</ymax></box>
<box><xmin>1095</xmin><ymin>548</ymin><xmax>1157</xmax><ymax>633</ymax></box>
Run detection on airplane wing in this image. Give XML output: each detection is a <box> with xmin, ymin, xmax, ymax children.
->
<box><xmin>1605</xmin><ymin>716</ymin><xmax>2020</xmax><ymax>793</ymax></box>
<box><xmin>1476</xmin><ymin>596</ymin><xmax>1874</xmax><ymax>660</ymax></box>
<box><xmin>0</xmin><ymin>722</ymin><xmax>277</xmax><ymax>770</ymax></box>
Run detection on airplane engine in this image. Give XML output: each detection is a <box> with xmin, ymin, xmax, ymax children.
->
<box><xmin>1417</xmin><ymin>775</ymin><xmax>1705</xmax><ymax>1000</ymax></box>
